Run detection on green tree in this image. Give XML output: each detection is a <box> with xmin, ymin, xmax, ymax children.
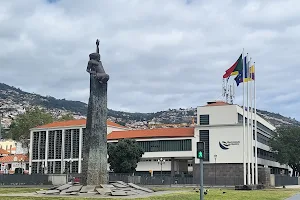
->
<box><xmin>117</xmin><ymin>121</ymin><xmax>126</xmax><ymax>126</ymax></box>
<box><xmin>58</xmin><ymin>113</ymin><xmax>75</xmax><ymax>121</ymax></box>
<box><xmin>270</xmin><ymin>126</ymin><xmax>300</xmax><ymax>176</ymax></box>
<box><xmin>9</xmin><ymin>107</ymin><xmax>54</xmax><ymax>150</ymax></box>
<box><xmin>1</xmin><ymin>128</ymin><xmax>11</xmax><ymax>139</ymax></box>
<box><xmin>108</xmin><ymin>139</ymin><xmax>144</xmax><ymax>173</ymax></box>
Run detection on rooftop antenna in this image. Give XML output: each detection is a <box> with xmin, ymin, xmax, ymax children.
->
<box><xmin>222</xmin><ymin>78</ymin><xmax>229</xmax><ymax>103</ymax></box>
<box><xmin>229</xmin><ymin>83</ymin><xmax>235</xmax><ymax>104</ymax></box>
<box><xmin>225</xmin><ymin>78</ymin><xmax>230</xmax><ymax>103</ymax></box>
<box><xmin>222</xmin><ymin>79</ymin><xmax>225</xmax><ymax>98</ymax></box>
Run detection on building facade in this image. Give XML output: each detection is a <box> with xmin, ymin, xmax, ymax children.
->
<box><xmin>0</xmin><ymin>139</ymin><xmax>17</xmax><ymax>154</ymax></box>
<box><xmin>193</xmin><ymin>101</ymin><xmax>290</xmax><ymax>183</ymax></box>
<box><xmin>0</xmin><ymin>154</ymin><xmax>28</xmax><ymax>174</ymax></box>
<box><xmin>28</xmin><ymin>102</ymin><xmax>290</xmax><ymax>183</ymax></box>
<box><xmin>28</xmin><ymin>119</ymin><xmax>128</xmax><ymax>174</ymax></box>
<box><xmin>0</xmin><ymin>139</ymin><xmax>27</xmax><ymax>155</ymax></box>
<box><xmin>108</xmin><ymin>127</ymin><xmax>195</xmax><ymax>177</ymax></box>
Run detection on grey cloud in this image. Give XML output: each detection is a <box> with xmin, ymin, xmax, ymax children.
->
<box><xmin>0</xmin><ymin>0</ymin><xmax>300</xmax><ymax>119</ymax></box>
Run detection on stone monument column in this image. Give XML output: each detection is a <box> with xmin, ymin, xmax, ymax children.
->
<box><xmin>81</xmin><ymin>39</ymin><xmax>110</xmax><ymax>185</ymax></box>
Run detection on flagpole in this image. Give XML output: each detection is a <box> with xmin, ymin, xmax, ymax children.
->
<box><xmin>242</xmin><ymin>49</ymin><xmax>246</xmax><ymax>185</ymax></box>
<box><xmin>254</xmin><ymin>62</ymin><xmax>258</xmax><ymax>184</ymax></box>
<box><xmin>250</xmin><ymin>58</ymin><xmax>254</xmax><ymax>185</ymax></box>
<box><xmin>246</xmin><ymin>53</ymin><xmax>251</xmax><ymax>185</ymax></box>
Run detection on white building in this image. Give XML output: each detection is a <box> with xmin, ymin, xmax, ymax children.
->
<box><xmin>0</xmin><ymin>139</ymin><xmax>27</xmax><ymax>155</ymax></box>
<box><xmin>0</xmin><ymin>154</ymin><xmax>28</xmax><ymax>174</ymax></box>
<box><xmin>108</xmin><ymin>127</ymin><xmax>195</xmax><ymax>177</ymax></box>
<box><xmin>193</xmin><ymin>101</ymin><xmax>290</xmax><ymax>184</ymax></box>
<box><xmin>28</xmin><ymin>119</ymin><xmax>128</xmax><ymax>174</ymax></box>
<box><xmin>28</xmin><ymin>102</ymin><xmax>289</xmax><ymax>184</ymax></box>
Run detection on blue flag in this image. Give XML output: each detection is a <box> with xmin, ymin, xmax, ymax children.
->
<box><xmin>234</xmin><ymin>71</ymin><xmax>243</xmax><ymax>86</ymax></box>
<box><xmin>234</xmin><ymin>56</ymin><xmax>248</xmax><ymax>86</ymax></box>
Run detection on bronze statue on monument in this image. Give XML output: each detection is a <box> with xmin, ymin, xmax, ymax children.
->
<box><xmin>86</xmin><ymin>39</ymin><xmax>109</xmax><ymax>84</ymax></box>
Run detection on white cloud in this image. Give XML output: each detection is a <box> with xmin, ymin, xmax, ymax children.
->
<box><xmin>0</xmin><ymin>0</ymin><xmax>300</xmax><ymax>119</ymax></box>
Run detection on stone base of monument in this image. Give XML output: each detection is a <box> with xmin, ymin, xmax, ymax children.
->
<box><xmin>36</xmin><ymin>181</ymin><xmax>154</xmax><ymax>197</ymax></box>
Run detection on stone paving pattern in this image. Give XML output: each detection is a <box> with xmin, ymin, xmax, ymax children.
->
<box><xmin>35</xmin><ymin>181</ymin><xmax>154</xmax><ymax>197</ymax></box>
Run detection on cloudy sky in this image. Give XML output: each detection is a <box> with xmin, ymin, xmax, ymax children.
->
<box><xmin>1</xmin><ymin>0</ymin><xmax>300</xmax><ymax>119</ymax></box>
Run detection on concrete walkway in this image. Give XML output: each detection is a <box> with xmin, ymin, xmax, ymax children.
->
<box><xmin>276</xmin><ymin>185</ymin><xmax>300</xmax><ymax>189</ymax></box>
<box><xmin>285</xmin><ymin>194</ymin><xmax>300</xmax><ymax>200</ymax></box>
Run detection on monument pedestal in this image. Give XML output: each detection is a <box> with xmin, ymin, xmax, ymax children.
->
<box><xmin>82</xmin><ymin>77</ymin><xmax>108</xmax><ymax>185</ymax></box>
<box><xmin>235</xmin><ymin>184</ymin><xmax>265</xmax><ymax>190</ymax></box>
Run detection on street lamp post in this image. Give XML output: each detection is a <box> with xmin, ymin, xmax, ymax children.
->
<box><xmin>42</xmin><ymin>161</ymin><xmax>45</xmax><ymax>174</ymax></box>
<box><xmin>214</xmin><ymin>154</ymin><xmax>217</xmax><ymax>186</ymax></box>
<box><xmin>20</xmin><ymin>158</ymin><xmax>24</xmax><ymax>174</ymax></box>
<box><xmin>66</xmin><ymin>160</ymin><xmax>73</xmax><ymax>183</ymax></box>
<box><xmin>158</xmin><ymin>158</ymin><xmax>165</xmax><ymax>184</ymax></box>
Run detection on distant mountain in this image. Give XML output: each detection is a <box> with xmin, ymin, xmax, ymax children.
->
<box><xmin>256</xmin><ymin>109</ymin><xmax>300</xmax><ymax>127</ymax></box>
<box><xmin>0</xmin><ymin>83</ymin><xmax>87</xmax><ymax>114</ymax></box>
<box><xmin>0</xmin><ymin>82</ymin><xmax>299</xmax><ymax>129</ymax></box>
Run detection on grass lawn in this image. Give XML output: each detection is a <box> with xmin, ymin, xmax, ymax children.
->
<box><xmin>0</xmin><ymin>187</ymin><xmax>42</xmax><ymax>194</ymax></box>
<box><xmin>0</xmin><ymin>187</ymin><xmax>298</xmax><ymax>200</ymax></box>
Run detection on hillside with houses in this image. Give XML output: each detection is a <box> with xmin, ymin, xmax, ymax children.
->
<box><xmin>0</xmin><ymin>82</ymin><xmax>299</xmax><ymax>131</ymax></box>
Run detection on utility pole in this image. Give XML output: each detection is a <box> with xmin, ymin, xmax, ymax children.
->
<box><xmin>0</xmin><ymin>103</ymin><xmax>3</xmax><ymax>139</ymax></box>
<box><xmin>0</xmin><ymin>113</ymin><xmax>2</xmax><ymax>139</ymax></box>
<box><xmin>214</xmin><ymin>154</ymin><xmax>217</xmax><ymax>186</ymax></box>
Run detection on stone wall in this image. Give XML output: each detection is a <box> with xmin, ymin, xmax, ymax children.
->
<box><xmin>48</xmin><ymin>174</ymin><xmax>67</xmax><ymax>185</ymax></box>
<box><xmin>270</xmin><ymin>174</ymin><xmax>275</xmax><ymax>187</ymax></box>
<box><xmin>193</xmin><ymin>163</ymin><xmax>243</xmax><ymax>185</ymax></box>
<box><xmin>258</xmin><ymin>167</ymin><xmax>271</xmax><ymax>186</ymax></box>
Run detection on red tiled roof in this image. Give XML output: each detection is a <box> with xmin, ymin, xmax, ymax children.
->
<box><xmin>0</xmin><ymin>148</ymin><xmax>9</xmax><ymax>155</ymax></box>
<box><xmin>108</xmin><ymin>127</ymin><xmax>194</xmax><ymax>140</ymax></box>
<box><xmin>0</xmin><ymin>154</ymin><xmax>28</xmax><ymax>163</ymax></box>
<box><xmin>205</xmin><ymin>101</ymin><xmax>229</xmax><ymax>106</ymax></box>
<box><xmin>35</xmin><ymin>119</ymin><xmax>126</xmax><ymax>129</ymax></box>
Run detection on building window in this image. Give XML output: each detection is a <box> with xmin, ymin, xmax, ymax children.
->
<box><xmin>111</xmin><ymin>139</ymin><xmax>192</xmax><ymax>152</ymax></box>
<box><xmin>38</xmin><ymin>162</ymin><xmax>44</xmax><ymax>174</ymax></box>
<box><xmin>54</xmin><ymin>161</ymin><xmax>61</xmax><ymax>174</ymax></box>
<box><xmin>48</xmin><ymin>131</ymin><xmax>55</xmax><ymax>159</ymax></box>
<box><xmin>199</xmin><ymin>130</ymin><xmax>209</xmax><ymax>161</ymax></box>
<box><xmin>257</xmin><ymin>148</ymin><xmax>275</xmax><ymax>161</ymax></box>
<box><xmin>55</xmin><ymin>130</ymin><xmax>62</xmax><ymax>159</ymax></box>
<box><xmin>64</xmin><ymin>130</ymin><xmax>72</xmax><ymax>159</ymax></box>
<box><xmin>150</xmin><ymin>141</ymin><xmax>159</xmax><ymax>152</ymax></box>
<box><xmin>199</xmin><ymin>115</ymin><xmax>209</xmax><ymax>125</ymax></box>
<box><xmin>71</xmin><ymin>161</ymin><xmax>79</xmax><ymax>173</ymax></box>
<box><xmin>39</xmin><ymin>131</ymin><xmax>46</xmax><ymax>160</ymax></box>
<box><xmin>257</xmin><ymin>132</ymin><xmax>270</xmax><ymax>145</ymax></box>
<box><xmin>238</xmin><ymin>113</ymin><xmax>243</xmax><ymax>123</ymax></box>
<box><xmin>31</xmin><ymin>162</ymin><xmax>38</xmax><ymax>174</ymax></box>
<box><xmin>82</xmin><ymin>128</ymin><xmax>86</xmax><ymax>157</ymax></box>
<box><xmin>47</xmin><ymin>161</ymin><xmax>54</xmax><ymax>174</ymax></box>
<box><xmin>32</xmin><ymin>132</ymin><xmax>39</xmax><ymax>160</ymax></box>
<box><xmin>72</xmin><ymin>129</ymin><xmax>80</xmax><ymax>159</ymax></box>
